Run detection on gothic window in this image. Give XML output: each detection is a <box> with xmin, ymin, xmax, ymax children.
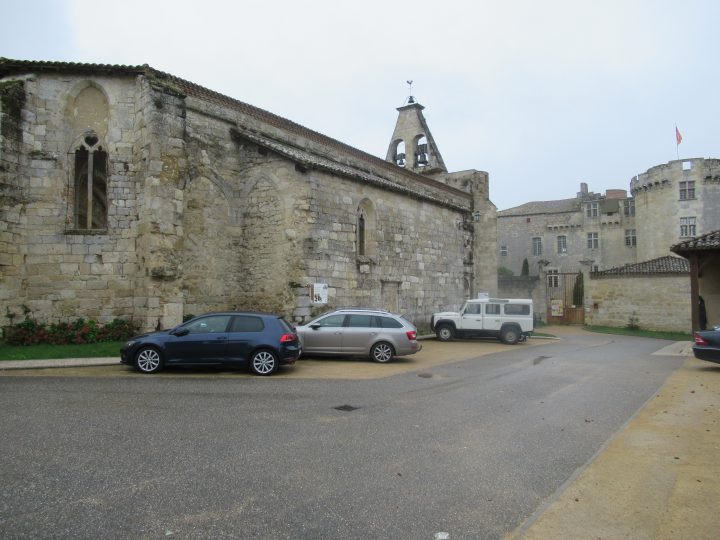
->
<box><xmin>680</xmin><ymin>216</ymin><xmax>696</xmax><ymax>237</ymax></box>
<box><xmin>532</xmin><ymin>237</ymin><xmax>542</xmax><ymax>256</ymax></box>
<box><xmin>587</xmin><ymin>232</ymin><xmax>599</xmax><ymax>249</ymax></box>
<box><xmin>557</xmin><ymin>235</ymin><xmax>567</xmax><ymax>254</ymax></box>
<box><xmin>74</xmin><ymin>133</ymin><xmax>108</xmax><ymax>230</ymax></box>
<box><xmin>679</xmin><ymin>181</ymin><xmax>695</xmax><ymax>200</ymax></box>
<box><xmin>625</xmin><ymin>229</ymin><xmax>636</xmax><ymax>247</ymax></box>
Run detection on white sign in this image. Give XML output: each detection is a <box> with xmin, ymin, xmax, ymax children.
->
<box><xmin>310</xmin><ymin>283</ymin><xmax>328</xmax><ymax>305</ymax></box>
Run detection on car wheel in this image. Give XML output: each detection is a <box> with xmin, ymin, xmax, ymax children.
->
<box><xmin>135</xmin><ymin>347</ymin><xmax>163</xmax><ymax>373</ymax></box>
<box><xmin>437</xmin><ymin>325</ymin><xmax>454</xmax><ymax>342</ymax></box>
<box><xmin>370</xmin><ymin>342</ymin><xmax>394</xmax><ymax>363</ymax></box>
<box><xmin>500</xmin><ymin>327</ymin><xmax>520</xmax><ymax>345</ymax></box>
<box><xmin>250</xmin><ymin>349</ymin><xmax>278</xmax><ymax>376</ymax></box>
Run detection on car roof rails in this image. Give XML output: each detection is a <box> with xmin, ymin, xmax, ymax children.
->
<box><xmin>334</xmin><ymin>307</ymin><xmax>391</xmax><ymax>313</ymax></box>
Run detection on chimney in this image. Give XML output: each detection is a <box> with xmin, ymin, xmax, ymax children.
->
<box><xmin>577</xmin><ymin>182</ymin><xmax>588</xmax><ymax>198</ymax></box>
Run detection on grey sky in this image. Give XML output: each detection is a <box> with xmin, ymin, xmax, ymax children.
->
<box><xmin>1</xmin><ymin>0</ymin><xmax>717</xmax><ymax>210</ymax></box>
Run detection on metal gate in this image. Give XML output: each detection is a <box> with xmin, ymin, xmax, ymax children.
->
<box><xmin>545</xmin><ymin>272</ymin><xmax>585</xmax><ymax>324</ymax></box>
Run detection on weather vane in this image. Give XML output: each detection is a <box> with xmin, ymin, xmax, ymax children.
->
<box><xmin>406</xmin><ymin>80</ymin><xmax>415</xmax><ymax>104</ymax></box>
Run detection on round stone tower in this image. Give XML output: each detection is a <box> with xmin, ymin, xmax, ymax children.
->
<box><xmin>630</xmin><ymin>158</ymin><xmax>720</xmax><ymax>261</ymax></box>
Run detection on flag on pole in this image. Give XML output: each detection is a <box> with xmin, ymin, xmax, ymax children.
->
<box><xmin>676</xmin><ymin>126</ymin><xmax>683</xmax><ymax>145</ymax></box>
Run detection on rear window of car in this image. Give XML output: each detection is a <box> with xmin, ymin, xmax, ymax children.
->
<box><xmin>278</xmin><ymin>317</ymin><xmax>294</xmax><ymax>333</ymax></box>
<box><xmin>230</xmin><ymin>315</ymin><xmax>265</xmax><ymax>332</ymax></box>
<box><xmin>504</xmin><ymin>304</ymin><xmax>530</xmax><ymax>315</ymax></box>
<box><xmin>485</xmin><ymin>304</ymin><xmax>501</xmax><ymax>315</ymax></box>
<box><xmin>376</xmin><ymin>316</ymin><xmax>403</xmax><ymax>329</ymax></box>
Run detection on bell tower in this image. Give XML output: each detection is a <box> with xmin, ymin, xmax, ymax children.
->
<box><xmin>386</xmin><ymin>89</ymin><xmax>447</xmax><ymax>175</ymax></box>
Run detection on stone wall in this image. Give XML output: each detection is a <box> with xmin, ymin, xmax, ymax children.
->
<box><xmin>498</xmin><ymin>275</ymin><xmax>545</xmax><ymax>322</ymax></box>
<box><xmin>585</xmin><ymin>274</ymin><xmax>691</xmax><ymax>332</ymax></box>
<box><xmin>1</xmin><ymin>75</ymin><xmax>142</xmax><ymax>326</ymax></box>
<box><xmin>1</xmin><ymin>62</ymin><xmax>493</xmax><ymax>333</ymax></box>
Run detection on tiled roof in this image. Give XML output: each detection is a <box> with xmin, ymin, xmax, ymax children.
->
<box><xmin>671</xmin><ymin>230</ymin><xmax>720</xmax><ymax>254</ymax></box>
<box><xmin>498</xmin><ymin>198</ymin><xmax>581</xmax><ymax>217</ymax></box>
<box><xmin>592</xmin><ymin>255</ymin><xmax>689</xmax><ymax>277</ymax></box>
<box><xmin>231</xmin><ymin>127</ymin><xmax>469</xmax><ymax>211</ymax></box>
<box><xmin>0</xmin><ymin>57</ymin><xmax>469</xmax><ymax>202</ymax></box>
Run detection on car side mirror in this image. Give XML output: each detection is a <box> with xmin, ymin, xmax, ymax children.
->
<box><xmin>172</xmin><ymin>328</ymin><xmax>189</xmax><ymax>337</ymax></box>
<box><xmin>310</xmin><ymin>324</ymin><xmax>321</xmax><ymax>330</ymax></box>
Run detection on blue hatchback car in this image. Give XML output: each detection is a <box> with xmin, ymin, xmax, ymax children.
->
<box><xmin>120</xmin><ymin>312</ymin><xmax>300</xmax><ymax>375</ymax></box>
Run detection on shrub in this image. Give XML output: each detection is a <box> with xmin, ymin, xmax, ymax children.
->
<box><xmin>4</xmin><ymin>317</ymin><xmax>138</xmax><ymax>346</ymax></box>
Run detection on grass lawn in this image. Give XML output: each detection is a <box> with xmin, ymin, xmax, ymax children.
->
<box><xmin>0</xmin><ymin>341</ymin><xmax>123</xmax><ymax>361</ymax></box>
<box><xmin>584</xmin><ymin>325</ymin><xmax>692</xmax><ymax>341</ymax></box>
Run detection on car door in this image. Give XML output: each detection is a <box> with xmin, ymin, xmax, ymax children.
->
<box><xmin>341</xmin><ymin>314</ymin><xmax>376</xmax><ymax>354</ymax></box>
<box><xmin>461</xmin><ymin>302</ymin><xmax>484</xmax><ymax>330</ymax></box>
<box><xmin>301</xmin><ymin>313</ymin><xmax>346</xmax><ymax>354</ymax></box>
<box><xmin>482</xmin><ymin>303</ymin><xmax>503</xmax><ymax>331</ymax></box>
<box><xmin>164</xmin><ymin>314</ymin><xmax>231</xmax><ymax>363</ymax></box>
<box><xmin>226</xmin><ymin>315</ymin><xmax>265</xmax><ymax>362</ymax></box>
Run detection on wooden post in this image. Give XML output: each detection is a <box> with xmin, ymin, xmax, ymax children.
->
<box><xmin>689</xmin><ymin>254</ymin><xmax>699</xmax><ymax>332</ymax></box>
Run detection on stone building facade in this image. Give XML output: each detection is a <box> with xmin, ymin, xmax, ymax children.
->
<box><xmin>0</xmin><ymin>58</ymin><xmax>496</xmax><ymax>332</ymax></box>
<box><xmin>498</xmin><ymin>159</ymin><xmax>720</xmax><ymax>279</ymax></box>
<box><xmin>497</xmin><ymin>160</ymin><xmax>720</xmax><ymax>326</ymax></box>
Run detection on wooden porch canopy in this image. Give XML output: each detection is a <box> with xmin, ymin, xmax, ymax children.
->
<box><xmin>671</xmin><ymin>230</ymin><xmax>720</xmax><ymax>331</ymax></box>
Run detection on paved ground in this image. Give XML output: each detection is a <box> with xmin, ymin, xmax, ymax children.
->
<box><xmin>510</xmin><ymin>333</ymin><xmax>720</xmax><ymax>540</ymax></box>
<box><xmin>2</xmin><ymin>327</ymin><xmax>719</xmax><ymax>539</ymax></box>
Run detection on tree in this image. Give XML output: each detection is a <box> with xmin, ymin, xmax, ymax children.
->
<box><xmin>521</xmin><ymin>258</ymin><xmax>529</xmax><ymax>276</ymax></box>
<box><xmin>572</xmin><ymin>270</ymin><xmax>584</xmax><ymax>306</ymax></box>
<box><xmin>498</xmin><ymin>266</ymin><xmax>514</xmax><ymax>277</ymax></box>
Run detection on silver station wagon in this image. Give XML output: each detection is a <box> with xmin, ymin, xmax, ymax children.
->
<box><xmin>295</xmin><ymin>308</ymin><xmax>421</xmax><ymax>362</ymax></box>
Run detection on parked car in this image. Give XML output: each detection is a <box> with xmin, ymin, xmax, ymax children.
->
<box><xmin>431</xmin><ymin>295</ymin><xmax>534</xmax><ymax>344</ymax></box>
<box><xmin>120</xmin><ymin>312</ymin><xmax>300</xmax><ymax>375</ymax></box>
<box><xmin>692</xmin><ymin>327</ymin><xmax>720</xmax><ymax>365</ymax></box>
<box><xmin>295</xmin><ymin>308</ymin><xmax>421</xmax><ymax>362</ymax></box>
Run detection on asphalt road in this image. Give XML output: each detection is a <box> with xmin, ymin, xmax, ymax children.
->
<box><xmin>0</xmin><ymin>332</ymin><xmax>685</xmax><ymax>539</ymax></box>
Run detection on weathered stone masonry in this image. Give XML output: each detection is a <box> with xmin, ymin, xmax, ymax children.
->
<box><xmin>0</xmin><ymin>59</ymin><xmax>496</xmax><ymax>331</ymax></box>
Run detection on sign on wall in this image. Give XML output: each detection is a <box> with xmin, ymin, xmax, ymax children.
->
<box><xmin>310</xmin><ymin>283</ymin><xmax>328</xmax><ymax>305</ymax></box>
<box><xmin>551</xmin><ymin>299</ymin><xmax>564</xmax><ymax>317</ymax></box>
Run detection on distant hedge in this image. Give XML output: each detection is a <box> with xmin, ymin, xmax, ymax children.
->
<box><xmin>3</xmin><ymin>318</ymin><xmax>138</xmax><ymax>346</ymax></box>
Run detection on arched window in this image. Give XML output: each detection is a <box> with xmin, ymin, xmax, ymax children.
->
<box><xmin>358</xmin><ymin>214</ymin><xmax>366</xmax><ymax>255</ymax></box>
<box><xmin>357</xmin><ymin>199</ymin><xmax>376</xmax><ymax>258</ymax></box>
<box><xmin>394</xmin><ymin>140</ymin><xmax>406</xmax><ymax>167</ymax></box>
<box><xmin>74</xmin><ymin>132</ymin><xmax>107</xmax><ymax>230</ymax></box>
<box><xmin>415</xmin><ymin>135</ymin><xmax>429</xmax><ymax>167</ymax></box>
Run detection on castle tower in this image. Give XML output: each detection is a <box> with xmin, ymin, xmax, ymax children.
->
<box><xmin>386</xmin><ymin>97</ymin><xmax>447</xmax><ymax>175</ymax></box>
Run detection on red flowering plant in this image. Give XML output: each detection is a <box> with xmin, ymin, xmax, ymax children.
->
<box><xmin>4</xmin><ymin>317</ymin><xmax>137</xmax><ymax>346</ymax></box>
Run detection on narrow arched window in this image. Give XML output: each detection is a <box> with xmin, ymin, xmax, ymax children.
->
<box><xmin>358</xmin><ymin>214</ymin><xmax>366</xmax><ymax>256</ymax></box>
<box><xmin>74</xmin><ymin>133</ymin><xmax>107</xmax><ymax>230</ymax></box>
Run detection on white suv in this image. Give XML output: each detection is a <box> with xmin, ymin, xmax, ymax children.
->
<box><xmin>431</xmin><ymin>296</ymin><xmax>534</xmax><ymax>345</ymax></box>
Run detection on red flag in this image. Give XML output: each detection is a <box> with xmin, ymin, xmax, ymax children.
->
<box><xmin>676</xmin><ymin>126</ymin><xmax>683</xmax><ymax>145</ymax></box>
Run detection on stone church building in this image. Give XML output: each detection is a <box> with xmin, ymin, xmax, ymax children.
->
<box><xmin>0</xmin><ymin>58</ymin><xmax>497</xmax><ymax>332</ymax></box>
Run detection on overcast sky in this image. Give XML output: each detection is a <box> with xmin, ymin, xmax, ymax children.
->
<box><xmin>2</xmin><ymin>0</ymin><xmax>718</xmax><ymax>210</ymax></box>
